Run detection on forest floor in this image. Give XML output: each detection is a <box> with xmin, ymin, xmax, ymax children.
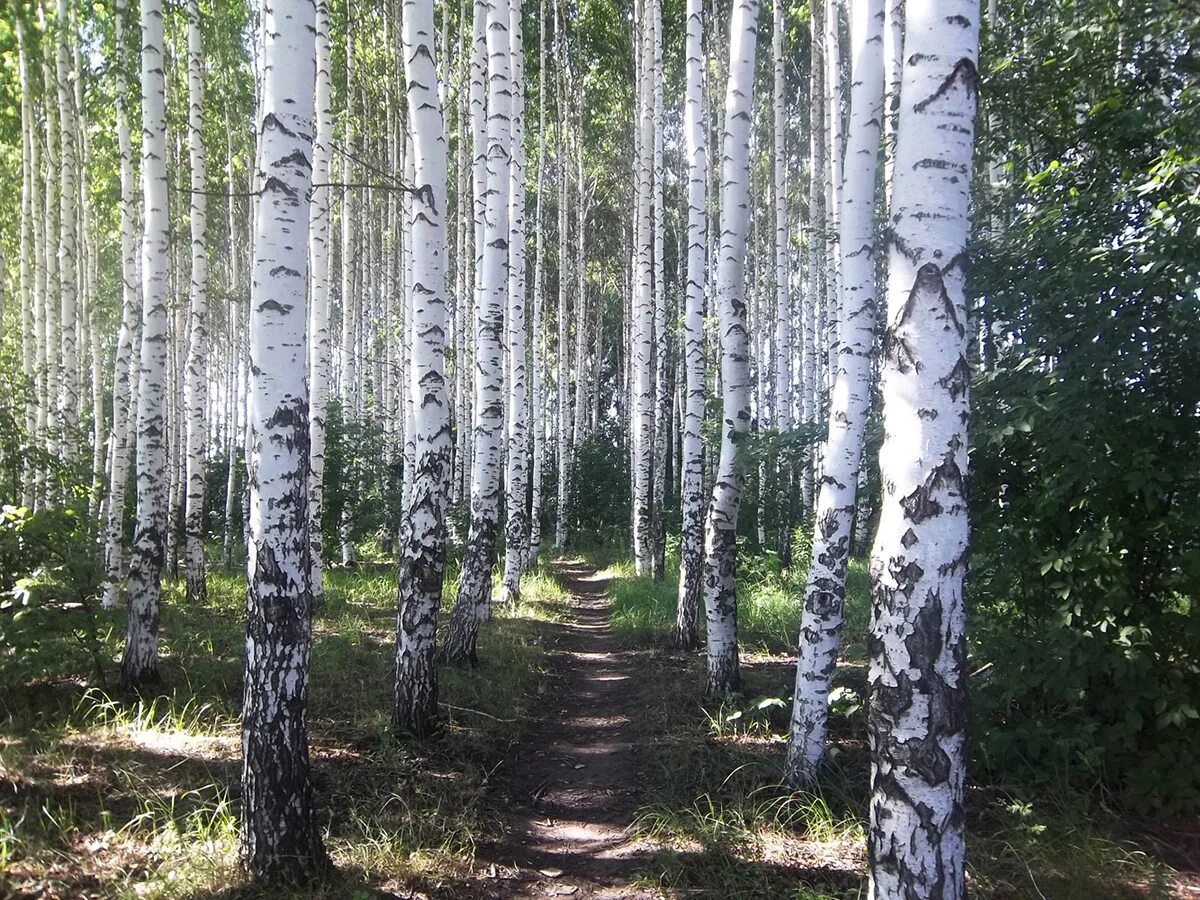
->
<box><xmin>0</xmin><ymin>552</ymin><xmax>1195</xmax><ymax>898</ymax></box>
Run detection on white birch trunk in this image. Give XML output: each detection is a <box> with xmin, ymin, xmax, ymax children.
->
<box><xmin>773</xmin><ymin>0</ymin><xmax>792</xmax><ymax>563</ymax></box>
<box><xmin>42</xmin><ymin>30</ymin><xmax>61</xmax><ymax>473</ymax></box>
<box><xmin>501</xmin><ymin>0</ymin><xmax>528</xmax><ymax>602</ymax></box>
<box><xmin>240</xmin><ymin>0</ymin><xmax>327</xmax><ymax>880</ymax></box>
<box><xmin>703</xmin><ymin>0</ymin><xmax>760</xmax><ymax>696</ymax></box>
<box><xmin>631</xmin><ymin>6</ymin><xmax>655</xmax><ymax>576</ymax></box>
<box><xmin>867</xmin><ymin>3</ymin><xmax>978</xmax><ymax>895</ymax></box>
<box><xmin>650</xmin><ymin>0</ymin><xmax>668</xmax><ymax>582</ymax></box>
<box><xmin>882</xmin><ymin>0</ymin><xmax>903</xmax><ymax>207</ymax></box>
<box><xmin>308</xmin><ymin>0</ymin><xmax>333</xmax><ymax>603</ymax></box>
<box><xmin>444</xmin><ymin>0</ymin><xmax>511</xmax><ymax>663</ymax></box>
<box><xmin>183</xmin><ymin>0</ymin><xmax>209</xmax><ymax>604</ymax></box>
<box><xmin>528</xmin><ymin>0</ymin><xmax>547</xmax><ymax>565</ymax></box>
<box><xmin>120</xmin><ymin>0</ymin><xmax>169</xmax><ymax>686</ymax></box>
<box><xmin>55</xmin><ymin>0</ymin><xmax>79</xmax><ymax>448</ymax></box>
<box><xmin>17</xmin><ymin>20</ymin><xmax>36</xmax><ymax>509</ymax></box>
<box><xmin>786</xmin><ymin>0</ymin><xmax>885</xmax><ymax>788</ymax></box>
<box><xmin>675</xmin><ymin>0</ymin><xmax>707</xmax><ymax>650</ymax></box>
<box><xmin>554</xmin><ymin>10</ymin><xmax>570</xmax><ymax>551</ymax></box>
<box><xmin>394</xmin><ymin>0</ymin><xmax>451</xmax><ymax>735</ymax></box>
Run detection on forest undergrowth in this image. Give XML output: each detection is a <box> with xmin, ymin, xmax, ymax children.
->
<box><xmin>0</xmin><ymin>552</ymin><xmax>570</xmax><ymax>898</ymax></box>
<box><xmin>603</xmin><ymin>548</ymin><xmax>1184</xmax><ymax>900</ymax></box>
<box><xmin>0</xmin><ymin>545</ymin><xmax>1190</xmax><ymax>898</ymax></box>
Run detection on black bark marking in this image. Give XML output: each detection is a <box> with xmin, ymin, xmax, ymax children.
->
<box><xmin>914</xmin><ymin>58</ymin><xmax>980</xmax><ymax>113</ymax></box>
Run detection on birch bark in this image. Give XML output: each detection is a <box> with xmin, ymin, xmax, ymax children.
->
<box><xmin>240</xmin><ymin>0</ymin><xmax>327</xmax><ymax>880</ymax></box>
<box><xmin>866</xmin><ymin>2</ymin><xmax>978</xmax><ymax>895</ymax></box>
<box><xmin>703</xmin><ymin>0</ymin><xmax>760</xmax><ymax>696</ymax></box>
<box><xmin>631</xmin><ymin>5</ymin><xmax>655</xmax><ymax>576</ymax></box>
<box><xmin>786</xmin><ymin>0</ymin><xmax>885</xmax><ymax>788</ymax></box>
<box><xmin>120</xmin><ymin>0</ymin><xmax>171</xmax><ymax>686</ymax></box>
<box><xmin>183</xmin><ymin>0</ymin><xmax>210</xmax><ymax>604</ymax></box>
<box><xmin>675</xmin><ymin>0</ymin><xmax>707</xmax><ymax>650</ymax></box>
<box><xmin>394</xmin><ymin>0</ymin><xmax>451</xmax><ymax>735</ymax></box>
<box><xmin>443</xmin><ymin>0</ymin><xmax>511</xmax><ymax>663</ymax></box>
<box><xmin>308</xmin><ymin>0</ymin><xmax>333</xmax><ymax>604</ymax></box>
<box><xmin>501</xmin><ymin>0</ymin><xmax>528</xmax><ymax>603</ymax></box>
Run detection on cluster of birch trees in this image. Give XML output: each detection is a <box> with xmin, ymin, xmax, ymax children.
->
<box><xmin>2</xmin><ymin>0</ymin><xmax>983</xmax><ymax>892</ymax></box>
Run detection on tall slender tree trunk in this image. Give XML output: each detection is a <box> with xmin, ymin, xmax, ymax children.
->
<box><xmin>55</xmin><ymin>0</ymin><xmax>79</xmax><ymax>451</ymax></box>
<box><xmin>772</xmin><ymin>0</ymin><xmax>792</xmax><ymax>566</ymax></box>
<box><xmin>675</xmin><ymin>0</ymin><xmax>707</xmax><ymax>650</ymax></box>
<box><xmin>554</xmin><ymin>3</ymin><xmax>570</xmax><ymax>551</ymax></box>
<box><xmin>394</xmin><ymin>0</ymin><xmax>451</xmax><ymax>736</ymax></box>
<box><xmin>240</xmin><ymin>0</ymin><xmax>328</xmax><ymax>881</ymax></box>
<box><xmin>120</xmin><ymin>0</ymin><xmax>171</xmax><ymax>686</ymax></box>
<box><xmin>337</xmin><ymin>33</ymin><xmax>357</xmax><ymax>568</ymax></box>
<box><xmin>631</xmin><ymin>3</ymin><xmax>655</xmax><ymax>576</ymax></box>
<box><xmin>91</xmin><ymin>0</ymin><xmax>136</xmax><ymax>600</ymax></box>
<box><xmin>443</xmin><ymin>0</ymin><xmax>511</xmax><ymax>664</ymax></box>
<box><xmin>650</xmin><ymin>0</ymin><xmax>668</xmax><ymax>582</ymax></box>
<box><xmin>17</xmin><ymin>19</ymin><xmax>36</xmax><ymax>510</ymax></box>
<box><xmin>42</xmin><ymin>23</ymin><xmax>61</xmax><ymax>477</ymax></box>
<box><xmin>703</xmin><ymin>0</ymin><xmax>760</xmax><ymax>697</ymax></box>
<box><xmin>528</xmin><ymin>0</ymin><xmax>547</xmax><ymax>566</ymax></box>
<box><xmin>786</xmin><ymin>0</ymin><xmax>885</xmax><ymax>788</ymax></box>
<box><xmin>866</xmin><ymin>3</ymin><xmax>978</xmax><ymax>896</ymax></box>
<box><xmin>501</xmin><ymin>1</ymin><xmax>528</xmax><ymax>604</ymax></box>
<box><xmin>183</xmin><ymin>0</ymin><xmax>209</xmax><ymax>604</ymax></box>
<box><xmin>308</xmin><ymin>0</ymin><xmax>333</xmax><ymax>604</ymax></box>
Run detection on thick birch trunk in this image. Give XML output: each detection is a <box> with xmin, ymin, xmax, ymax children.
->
<box><xmin>675</xmin><ymin>0</ymin><xmax>707</xmax><ymax>650</ymax></box>
<box><xmin>703</xmin><ymin>0</ymin><xmax>760</xmax><ymax>697</ymax></box>
<box><xmin>120</xmin><ymin>0</ymin><xmax>170</xmax><ymax>687</ymax></box>
<box><xmin>786</xmin><ymin>0</ymin><xmax>885</xmax><ymax>788</ymax></box>
<box><xmin>443</xmin><ymin>0</ymin><xmax>511</xmax><ymax>664</ymax></box>
<box><xmin>240</xmin><ymin>0</ymin><xmax>327</xmax><ymax>881</ymax></box>
<box><xmin>183</xmin><ymin>0</ymin><xmax>209</xmax><ymax>604</ymax></box>
<box><xmin>394</xmin><ymin>0</ymin><xmax>451</xmax><ymax>736</ymax></box>
<box><xmin>866</xmin><ymin>3</ymin><xmax>978</xmax><ymax>896</ymax></box>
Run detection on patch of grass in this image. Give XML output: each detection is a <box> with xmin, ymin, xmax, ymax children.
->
<box><xmin>0</xmin><ymin>557</ymin><xmax>566</xmax><ymax>898</ymax></box>
<box><xmin>602</xmin><ymin>545</ymin><xmax>870</xmax><ymax>656</ymax></box>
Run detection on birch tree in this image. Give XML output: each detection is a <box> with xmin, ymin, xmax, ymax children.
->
<box><xmin>394</xmin><ymin>0</ymin><xmax>451</xmax><ymax>736</ymax></box>
<box><xmin>55</xmin><ymin>0</ymin><xmax>79</xmax><ymax>447</ymax></box>
<box><xmin>120</xmin><ymin>0</ymin><xmax>171</xmax><ymax>686</ymax></box>
<box><xmin>240</xmin><ymin>0</ymin><xmax>327</xmax><ymax>881</ymax></box>
<box><xmin>528</xmin><ymin>0</ymin><xmax>548</xmax><ymax>565</ymax></box>
<box><xmin>866</xmin><ymin>1</ymin><xmax>978</xmax><ymax>895</ymax></box>
<box><xmin>501</xmin><ymin>0</ymin><xmax>528</xmax><ymax>603</ymax></box>
<box><xmin>703</xmin><ymin>0</ymin><xmax>760</xmax><ymax>696</ymax></box>
<box><xmin>444</xmin><ymin>0</ymin><xmax>511</xmax><ymax>664</ymax></box>
<box><xmin>772</xmin><ymin>0</ymin><xmax>792</xmax><ymax>565</ymax></box>
<box><xmin>675</xmin><ymin>0</ymin><xmax>707</xmax><ymax>651</ymax></box>
<box><xmin>786</xmin><ymin>0</ymin><xmax>885</xmax><ymax>788</ymax></box>
<box><xmin>183</xmin><ymin>0</ymin><xmax>210</xmax><ymax>604</ymax></box>
<box><xmin>99</xmin><ymin>0</ymin><xmax>140</xmax><ymax>607</ymax></box>
<box><xmin>308</xmin><ymin>0</ymin><xmax>333</xmax><ymax>606</ymax></box>
<box><xmin>631</xmin><ymin>3</ymin><xmax>655</xmax><ymax>576</ymax></box>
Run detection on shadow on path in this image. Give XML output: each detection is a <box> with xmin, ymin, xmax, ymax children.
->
<box><xmin>470</xmin><ymin>559</ymin><xmax>657</xmax><ymax>899</ymax></box>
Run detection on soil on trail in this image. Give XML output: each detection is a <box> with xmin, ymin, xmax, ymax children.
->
<box><xmin>471</xmin><ymin>560</ymin><xmax>658</xmax><ymax>899</ymax></box>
